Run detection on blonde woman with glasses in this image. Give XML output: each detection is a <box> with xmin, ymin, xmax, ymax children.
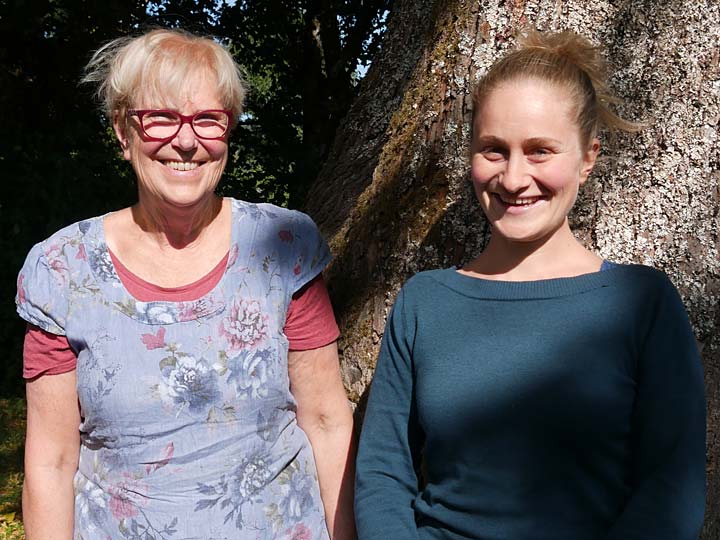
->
<box><xmin>17</xmin><ymin>28</ymin><xmax>355</xmax><ymax>540</ymax></box>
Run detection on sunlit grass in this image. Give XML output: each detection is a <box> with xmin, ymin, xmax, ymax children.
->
<box><xmin>0</xmin><ymin>398</ymin><xmax>25</xmax><ymax>540</ymax></box>
<box><xmin>0</xmin><ymin>517</ymin><xmax>24</xmax><ymax>540</ymax></box>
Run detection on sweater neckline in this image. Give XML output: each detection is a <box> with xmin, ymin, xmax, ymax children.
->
<box><xmin>429</xmin><ymin>265</ymin><xmax>621</xmax><ymax>300</ymax></box>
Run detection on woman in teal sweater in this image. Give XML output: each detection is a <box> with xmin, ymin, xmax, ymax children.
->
<box><xmin>354</xmin><ymin>31</ymin><xmax>706</xmax><ymax>540</ymax></box>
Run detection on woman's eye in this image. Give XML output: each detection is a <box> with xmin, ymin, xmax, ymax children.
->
<box><xmin>481</xmin><ymin>148</ymin><xmax>505</xmax><ymax>160</ymax></box>
<box><xmin>530</xmin><ymin>147</ymin><xmax>552</xmax><ymax>157</ymax></box>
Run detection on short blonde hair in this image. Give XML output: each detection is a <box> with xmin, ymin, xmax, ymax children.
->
<box><xmin>83</xmin><ymin>28</ymin><xmax>247</xmax><ymax>129</ymax></box>
<box><xmin>473</xmin><ymin>31</ymin><xmax>641</xmax><ymax>147</ymax></box>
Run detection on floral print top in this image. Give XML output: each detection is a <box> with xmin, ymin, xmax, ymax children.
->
<box><xmin>16</xmin><ymin>199</ymin><xmax>332</xmax><ymax>540</ymax></box>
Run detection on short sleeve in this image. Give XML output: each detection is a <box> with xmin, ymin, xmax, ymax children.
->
<box><xmin>23</xmin><ymin>324</ymin><xmax>77</xmax><ymax>379</ymax></box>
<box><xmin>285</xmin><ymin>211</ymin><xmax>332</xmax><ymax>293</ymax></box>
<box><xmin>16</xmin><ymin>242</ymin><xmax>69</xmax><ymax>336</ymax></box>
<box><xmin>285</xmin><ymin>275</ymin><xmax>340</xmax><ymax>350</ymax></box>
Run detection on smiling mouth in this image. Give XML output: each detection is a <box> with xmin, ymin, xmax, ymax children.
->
<box><xmin>162</xmin><ymin>160</ymin><xmax>202</xmax><ymax>171</ymax></box>
<box><xmin>495</xmin><ymin>194</ymin><xmax>544</xmax><ymax>207</ymax></box>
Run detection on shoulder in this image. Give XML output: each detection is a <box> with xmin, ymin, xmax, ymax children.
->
<box><xmin>21</xmin><ymin>216</ymin><xmax>102</xmax><ymax>274</ymax></box>
<box><xmin>231</xmin><ymin>199</ymin><xmax>317</xmax><ymax>227</ymax></box>
<box><xmin>231</xmin><ymin>199</ymin><xmax>323</xmax><ymax>245</ymax></box>
<box><xmin>402</xmin><ymin>268</ymin><xmax>454</xmax><ymax>293</ymax></box>
<box><xmin>602</xmin><ymin>263</ymin><xmax>692</xmax><ymax>333</ymax></box>
<box><xmin>604</xmin><ymin>263</ymin><xmax>679</xmax><ymax>299</ymax></box>
<box><xmin>17</xmin><ymin>215</ymin><xmax>103</xmax><ymax>334</ymax></box>
<box><xmin>230</xmin><ymin>199</ymin><xmax>323</xmax><ymax>242</ymax></box>
<box><xmin>392</xmin><ymin>268</ymin><xmax>457</xmax><ymax>313</ymax></box>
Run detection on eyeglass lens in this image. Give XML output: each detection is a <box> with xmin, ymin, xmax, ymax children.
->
<box><xmin>141</xmin><ymin>111</ymin><xmax>229</xmax><ymax>139</ymax></box>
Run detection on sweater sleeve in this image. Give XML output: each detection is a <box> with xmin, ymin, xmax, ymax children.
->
<box><xmin>355</xmin><ymin>288</ymin><xmax>423</xmax><ymax>540</ymax></box>
<box><xmin>606</xmin><ymin>274</ymin><xmax>706</xmax><ymax>539</ymax></box>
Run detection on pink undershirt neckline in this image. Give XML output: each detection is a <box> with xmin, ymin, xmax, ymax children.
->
<box><xmin>108</xmin><ymin>248</ymin><xmax>229</xmax><ymax>302</ymax></box>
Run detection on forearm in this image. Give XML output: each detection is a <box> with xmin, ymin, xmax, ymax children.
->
<box><xmin>23</xmin><ymin>370</ymin><xmax>81</xmax><ymax>540</ymax></box>
<box><xmin>23</xmin><ymin>464</ymin><xmax>76</xmax><ymax>540</ymax></box>
<box><xmin>301</xmin><ymin>411</ymin><xmax>357</xmax><ymax>540</ymax></box>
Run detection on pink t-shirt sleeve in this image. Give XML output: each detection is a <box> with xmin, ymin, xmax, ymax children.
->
<box><xmin>286</xmin><ymin>274</ymin><xmax>340</xmax><ymax>351</ymax></box>
<box><xmin>23</xmin><ymin>324</ymin><xmax>77</xmax><ymax>379</ymax></box>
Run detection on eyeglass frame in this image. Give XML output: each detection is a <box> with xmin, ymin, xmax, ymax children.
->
<box><xmin>126</xmin><ymin>109</ymin><xmax>234</xmax><ymax>142</ymax></box>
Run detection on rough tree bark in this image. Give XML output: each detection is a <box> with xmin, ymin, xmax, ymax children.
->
<box><xmin>304</xmin><ymin>0</ymin><xmax>720</xmax><ymax>535</ymax></box>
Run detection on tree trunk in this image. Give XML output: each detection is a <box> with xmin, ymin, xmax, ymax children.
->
<box><xmin>305</xmin><ymin>0</ymin><xmax>720</xmax><ymax>535</ymax></box>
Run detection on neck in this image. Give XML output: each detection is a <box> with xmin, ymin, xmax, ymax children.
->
<box><xmin>467</xmin><ymin>220</ymin><xmax>600</xmax><ymax>281</ymax></box>
<box><xmin>132</xmin><ymin>193</ymin><xmax>223</xmax><ymax>250</ymax></box>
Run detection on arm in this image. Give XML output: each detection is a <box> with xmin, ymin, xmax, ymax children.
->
<box><xmin>23</xmin><ymin>369</ymin><xmax>81</xmax><ymax>540</ymax></box>
<box><xmin>288</xmin><ymin>342</ymin><xmax>357</xmax><ymax>540</ymax></box>
<box><xmin>606</xmin><ymin>278</ymin><xmax>706</xmax><ymax>540</ymax></box>
<box><xmin>354</xmin><ymin>291</ymin><xmax>422</xmax><ymax>540</ymax></box>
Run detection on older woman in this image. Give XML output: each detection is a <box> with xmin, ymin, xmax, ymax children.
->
<box><xmin>17</xmin><ymin>29</ymin><xmax>355</xmax><ymax>540</ymax></box>
<box><xmin>355</xmin><ymin>30</ymin><xmax>705</xmax><ymax>540</ymax></box>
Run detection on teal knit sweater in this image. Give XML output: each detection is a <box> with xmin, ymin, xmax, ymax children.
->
<box><xmin>355</xmin><ymin>265</ymin><xmax>705</xmax><ymax>540</ymax></box>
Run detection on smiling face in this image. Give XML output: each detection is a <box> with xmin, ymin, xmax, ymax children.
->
<box><xmin>114</xmin><ymin>72</ymin><xmax>229</xmax><ymax>210</ymax></box>
<box><xmin>471</xmin><ymin>78</ymin><xmax>599</xmax><ymax>245</ymax></box>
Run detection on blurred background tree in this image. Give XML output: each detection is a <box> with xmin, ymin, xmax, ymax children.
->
<box><xmin>0</xmin><ymin>0</ymin><xmax>391</xmax><ymax>397</ymax></box>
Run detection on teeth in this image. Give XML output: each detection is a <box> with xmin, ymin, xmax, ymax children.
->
<box><xmin>499</xmin><ymin>196</ymin><xmax>540</xmax><ymax>206</ymax></box>
<box><xmin>164</xmin><ymin>161</ymin><xmax>200</xmax><ymax>171</ymax></box>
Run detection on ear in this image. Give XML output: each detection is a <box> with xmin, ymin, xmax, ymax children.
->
<box><xmin>112</xmin><ymin>110</ymin><xmax>132</xmax><ymax>161</ymax></box>
<box><xmin>579</xmin><ymin>137</ymin><xmax>600</xmax><ymax>185</ymax></box>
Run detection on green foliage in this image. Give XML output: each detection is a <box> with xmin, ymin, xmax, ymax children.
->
<box><xmin>0</xmin><ymin>398</ymin><xmax>25</xmax><ymax>532</ymax></box>
<box><xmin>0</xmin><ymin>0</ymin><xmax>142</xmax><ymax>396</ymax></box>
<box><xmin>0</xmin><ymin>518</ymin><xmax>24</xmax><ymax>540</ymax></box>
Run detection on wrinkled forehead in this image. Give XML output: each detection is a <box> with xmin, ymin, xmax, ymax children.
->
<box><xmin>130</xmin><ymin>66</ymin><xmax>222</xmax><ymax>110</ymax></box>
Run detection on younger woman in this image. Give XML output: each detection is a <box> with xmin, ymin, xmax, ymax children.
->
<box><xmin>355</xmin><ymin>31</ymin><xmax>705</xmax><ymax>540</ymax></box>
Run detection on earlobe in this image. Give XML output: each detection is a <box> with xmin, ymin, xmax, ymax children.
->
<box><xmin>112</xmin><ymin>110</ymin><xmax>132</xmax><ymax>161</ymax></box>
<box><xmin>580</xmin><ymin>138</ymin><xmax>600</xmax><ymax>183</ymax></box>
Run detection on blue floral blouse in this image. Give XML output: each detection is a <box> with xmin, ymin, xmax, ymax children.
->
<box><xmin>16</xmin><ymin>199</ymin><xmax>332</xmax><ymax>540</ymax></box>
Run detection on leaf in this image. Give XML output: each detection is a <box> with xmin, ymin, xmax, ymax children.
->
<box><xmin>159</xmin><ymin>357</ymin><xmax>176</xmax><ymax>371</ymax></box>
<box><xmin>196</xmin><ymin>482</ymin><xmax>219</xmax><ymax>495</ymax></box>
<box><xmin>223</xmin><ymin>405</ymin><xmax>236</xmax><ymax>421</ymax></box>
<box><xmin>195</xmin><ymin>498</ymin><xmax>218</xmax><ymax>511</ymax></box>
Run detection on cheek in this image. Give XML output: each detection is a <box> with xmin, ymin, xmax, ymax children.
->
<box><xmin>470</xmin><ymin>155</ymin><xmax>492</xmax><ymax>187</ymax></box>
<box><xmin>534</xmin><ymin>160</ymin><xmax>581</xmax><ymax>192</ymax></box>
<box><xmin>469</xmin><ymin>158</ymin><xmax>493</xmax><ymax>209</ymax></box>
<box><xmin>129</xmin><ymin>138</ymin><xmax>164</xmax><ymax>161</ymax></box>
<box><xmin>208</xmin><ymin>141</ymin><xmax>229</xmax><ymax>163</ymax></box>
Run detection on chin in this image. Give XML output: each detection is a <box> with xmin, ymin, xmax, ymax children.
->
<box><xmin>162</xmin><ymin>193</ymin><xmax>217</xmax><ymax>208</ymax></box>
<box><xmin>490</xmin><ymin>220</ymin><xmax>566</xmax><ymax>245</ymax></box>
<box><xmin>142</xmin><ymin>184</ymin><xmax>216</xmax><ymax>208</ymax></box>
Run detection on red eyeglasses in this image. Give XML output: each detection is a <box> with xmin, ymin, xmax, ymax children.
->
<box><xmin>126</xmin><ymin>109</ymin><xmax>233</xmax><ymax>142</ymax></box>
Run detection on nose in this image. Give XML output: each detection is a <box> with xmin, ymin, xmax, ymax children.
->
<box><xmin>172</xmin><ymin>122</ymin><xmax>198</xmax><ymax>151</ymax></box>
<box><xmin>499</xmin><ymin>154</ymin><xmax>531</xmax><ymax>193</ymax></box>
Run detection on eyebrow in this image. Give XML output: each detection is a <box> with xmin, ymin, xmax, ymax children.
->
<box><xmin>474</xmin><ymin>135</ymin><xmax>562</xmax><ymax>147</ymax></box>
<box><xmin>523</xmin><ymin>137</ymin><xmax>562</xmax><ymax>147</ymax></box>
<box><xmin>474</xmin><ymin>135</ymin><xmax>504</xmax><ymax>147</ymax></box>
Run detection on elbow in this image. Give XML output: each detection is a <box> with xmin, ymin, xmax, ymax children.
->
<box><xmin>300</xmin><ymin>406</ymin><xmax>355</xmax><ymax>439</ymax></box>
<box><xmin>321</xmin><ymin>406</ymin><xmax>355</xmax><ymax>433</ymax></box>
<box><xmin>24</xmin><ymin>444</ymin><xmax>79</xmax><ymax>479</ymax></box>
